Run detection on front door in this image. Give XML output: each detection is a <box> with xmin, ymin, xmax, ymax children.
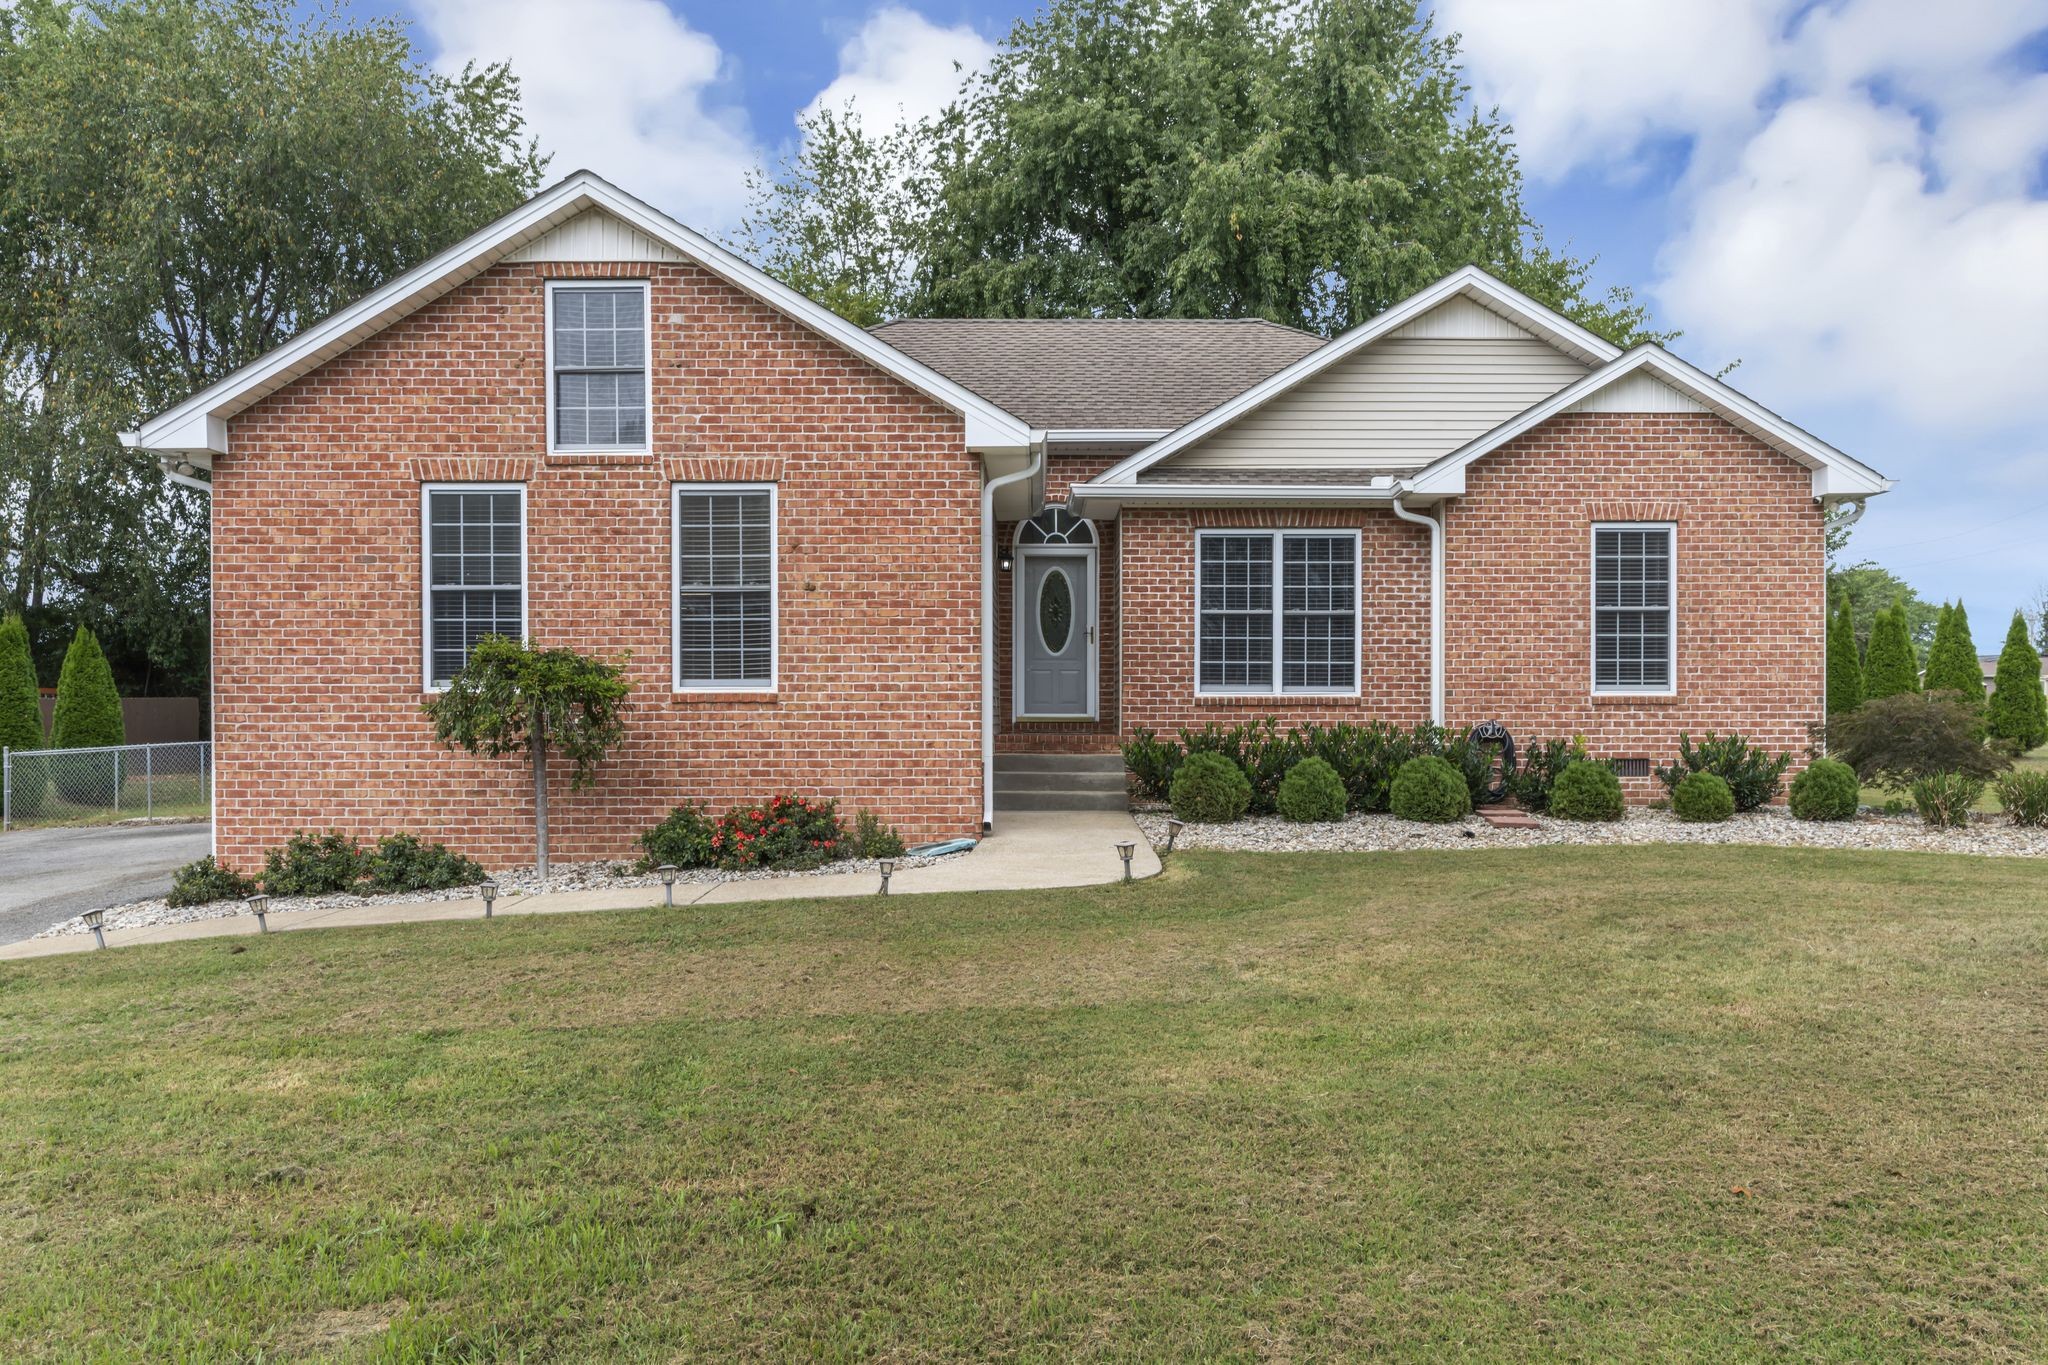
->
<box><xmin>1018</xmin><ymin>550</ymin><xmax>1094</xmax><ymax>718</ymax></box>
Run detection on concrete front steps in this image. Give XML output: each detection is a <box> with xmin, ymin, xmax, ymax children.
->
<box><xmin>994</xmin><ymin>751</ymin><xmax>1129</xmax><ymax>812</ymax></box>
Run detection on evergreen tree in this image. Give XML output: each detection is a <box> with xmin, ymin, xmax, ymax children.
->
<box><xmin>0</xmin><ymin>614</ymin><xmax>44</xmax><ymax>753</ymax></box>
<box><xmin>1863</xmin><ymin>598</ymin><xmax>1921</xmax><ymax>701</ymax></box>
<box><xmin>1988</xmin><ymin>611</ymin><xmax>2048</xmax><ymax>752</ymax></box>
<box><xmin>1826</xmin><ymin>591</ymin><xmax>1864</xmax><ymax>716</ymax></box>
<box><xmin>1921</xmin><ymin>600</ymin><xmax>1984</xmax><ymax>705</ymax></box>
<box><xmin>51</xmin><ymin>626</ymin><xmax>125</xmax><ymax>750</ymax></box>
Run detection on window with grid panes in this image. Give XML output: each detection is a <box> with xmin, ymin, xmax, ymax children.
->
<box><xmin>1592</xmin><ymin>524</ymin><xmax>1674</xmax><ymax>691</ymax></box>
<box><xmin>675</xmin><ymin>487</ymin><xmax>775</xmax><ymax>687</ymax></box>
<box><xmin>1197</xmin><ymin>531</ymin><xmax>1357</xmax><ymax>693</ymax></box>
<box><xmin>425</xmin><ymin>487</ymin><xmax>524</xmax><ymax>688</ymax></box>
<box><xmin>551</xmin><ymin>284</ymin><xmax>647</xmax><ymax>448</ymax></box>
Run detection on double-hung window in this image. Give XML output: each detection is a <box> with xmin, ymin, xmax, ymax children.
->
<box><xmin>674</xmin><ymin>484</ymin><xmax>776</xmax><ymax>690</ymax></box>
<box><xmin>548</xmin><ymin>282</ymin><xmax>649</xmax><ymax>451</ymax></box>
<box><xmin>1196</xmin><ymin>530</ymin><xmax>1358</xmax><ymax>694</ymax></box>
<box><xmin>423</xmin><ymin>484</ymin><xmax>526</xmax><ymax>689</ymax></box>
<box><xmin>1592</xmin><ymin>523</ymin><xmax>1675</xmax><ymax>693</ymax></box>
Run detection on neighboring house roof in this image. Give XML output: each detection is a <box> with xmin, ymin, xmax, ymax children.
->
<box><xmin>868</xmin><ymin>318</ymin><xmax>1324</xmax><ymax>431</ymax></box>
<box><xmin>123</xmin><ymin>171</ymin><xmax>1038</xmax><ymax>460</ymax></box>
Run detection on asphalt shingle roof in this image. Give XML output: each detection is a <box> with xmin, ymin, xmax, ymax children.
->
<box><xmin>868</xmin><ymin>317</ymin><xmax>1326</xmax><ymax>431</ymax></box>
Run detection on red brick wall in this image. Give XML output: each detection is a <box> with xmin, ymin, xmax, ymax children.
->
<box><xmin>1442</xmin><ymin>412</ymin><xmax>1825</xmax><ymax>797</ymax></box>
<box><xmin>214</xmin><ymin>260</ymin><xmax>985</xmax><ymax>870</ymax></box>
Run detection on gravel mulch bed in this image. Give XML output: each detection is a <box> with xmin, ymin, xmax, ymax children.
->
<box><xmin>35</xmin><ymin>851</ymin><xmax>955</xmax><ymax>940</ymax></box>
<box><xmin>1134</xmin><ymin>807</ymin><xmax>2048</xmax><ymax>859</ymax></box>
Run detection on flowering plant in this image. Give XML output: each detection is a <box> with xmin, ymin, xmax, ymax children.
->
<box><xmin>708</xmin><ymin>794</ymin><xmax>846</xmax><ymax>870</ymax></box>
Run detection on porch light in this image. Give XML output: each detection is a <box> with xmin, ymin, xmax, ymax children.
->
<box><xmin>1165</xmin><ymin>819</ymin><xmax>1185</xmax><ymax>855</ymax></box>
<box><xmin>997</xmin><ymin>546</ymin><xmax>1014</xmax><ymax>573</ymax></box>
<box><xmin>657</xmin><ymin>864</ymin><xmax>678</xmax><ymax>907</ymax></box>
<box><xmin>1116</xmin><ymin>840</ymin><xmax>1136</xmax><ymax>882</ymax></box>
<box><xmin>480</xmin><ymin>880</ymin><xmax>498</xmax><ymax>919</ymax></box>
<box><xmin>877</xmin><ymin>858</ymin><xmax>896</xmax><ymax>895</ymax></box>
<box><xmin>81</xmin><ymin>907</ymin><xmax>107</xmax><ymax>951</ymax></box>
<box><xmin>245</xmin><ymin>894</ymin><xmax>270</xmax><ymax>934</ymax></box>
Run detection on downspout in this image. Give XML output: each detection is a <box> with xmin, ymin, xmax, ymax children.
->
<box><xmin>982</xmin><ymin>443</ymin><xmax>1045</xmax><ymax>830</ymax></box>
<box><xmin>1390</xmin><ymin>489</ymin><xmax>1444</xmax><ymax>726</ymax></box>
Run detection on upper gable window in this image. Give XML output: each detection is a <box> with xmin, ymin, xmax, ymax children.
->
<box><xmin>547</xmin><ymin>282</ymin><xmax>649</xmax><ymax>452</ymax></box>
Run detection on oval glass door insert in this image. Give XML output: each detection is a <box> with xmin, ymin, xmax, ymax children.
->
<box><xmin>1038</xmin><ymin>567</ymin><xmax>1074</xmax><ymax>653</ymax></box>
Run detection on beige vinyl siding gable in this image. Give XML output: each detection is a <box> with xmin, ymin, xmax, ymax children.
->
<box><xmin>1158</xmin><ymin>335</ymin><xmax>1590</xmax><ymax>474</ymax></box>
<box><xmin>506</xmin><ymin>209</ymin><xmax>685</xmax><ymax>264</ymax></box>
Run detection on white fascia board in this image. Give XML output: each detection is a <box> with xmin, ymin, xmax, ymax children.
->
<box><xmin>122</xmin><ymin>170</ymin><xmax>1035</xmax><ymax>456</ymax></box>
<box><xmin>1085</xmin><ymin>266</ymin><xmax>1625</xmax><ymax>488</ymax></box>
<box><xmin>1403</xmin><ymin>346</ymin><xmax>1893</xmax><ymax>501</ymax></box>
<box><xmin>1045</xmin><ymin>428</ymin><xmax>1172</xmax><ymax>444</ymax></box>
<box><xmin>1068</xmin><ymin>480</ymin><xmax>1399</xmax><ymax>516</ymax></box>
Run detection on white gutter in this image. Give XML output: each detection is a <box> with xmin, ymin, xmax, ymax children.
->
<box><xmin>982</xmin><ymin>443</ymin><xmax>1045</xmax><ymax>830</ymax></box>
<box><xmin>1390</xmin><ymin>489</ymin><xmax>1444</xmax><ymax>725</ymax></box>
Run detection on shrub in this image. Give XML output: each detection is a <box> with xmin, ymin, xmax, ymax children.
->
<box><xmin>1389</xmin><ymin>755</ymin><xmax>1471</xmax><ymax>824</ymax></box>
<box><xmin>1987</xmin><ymin>611</ymin><xmax>2048</xmax><ymax>752</ymax></box>
<box><xmin>1550</xmin><ymin>761</ymin><xmax>1625</xmax><ymax>822</ymax></box>
<box><xmin>50</xmin><ymin>626</ymin><xmax>125</xmax><ymax>803</ymax></box>
<box><xmin>1120</xmin><ymin>727</ymin><xmax>1181</xmax><ymax>801</ymax></box>
<box><xmin>1169</xmin><ymin>751</ymin><xmax>1252</xmax><ymax>823</ymax></box>
<box><xmin>851</xmin><ymin>808</ymin><xmax>907</xmax><ymax>859</ymax></box>
<box><xmin>1419</xmin><ymin>725</ymin><xmax>1499</xmax><ymax>810</ymax></box>
<box><xmin>1671</xmin><ymin>772</ymin><xmax>1735</xmax><ymax>823</ymax></box>
<box><xmin>262</xmin><ymin>830</ymin><xmax>368</xmax><ymax>896</ymax></box>
<box><xmin>0</xmin><ymin>615</ymin><xmax>45</xmax><ymax>810</ymax></box>
<box><xmin>1655</xmin><ymin>732</ymin><xmax>1792</xmax><ymax>813</ymax></box>
<box><xmin>1910</xmin><ymin>773</ymin><xmax>1984</xmax><ymax>829</ymax></box>
<box><xmin>1822</xmin><ymin>692</ymin><xmax>2010</xmax><ymax>791</ymax></box>
<box><xmin>710</xmin><ymin>795</ymin><xmax>845</xmax><ymax>870</ymax></box>
<box><xmin>1789</xmin><ymin>758</ymin><xmax>1861</xmax><ymax>822</ymax></box>
<box><xmin>1179</xmin><ymin>718</ymin><xmax>1299</xmax><ymax>814</ymax></box>
<box><xmin>1862</xmin><ymin>598</ymin><xmax>1920</xmax><ymax>701</ymax></box>
<box><xmin>1506</xmin><ymin>737</ymin><xmax>1588</xmax><ymax>813</ymax></box>
<box><xmin>165</xmin><ymin>855</ymin><xmax>259</xmax><ymax>908</ymax></box>
<box><xmin>363</xmin><ymin>833</ymin><xmax>486</xmax><ymax>892</ymax></box>
<box><xmin>1275</xmin><ymin>757</ymin><xmax>1347</xmax><ymax>823</ymax></box>
<box><xmin>636</xmin><ymin>804</ymin><xmax>717</xmax><ymax>871</ymax></box>
<box><xmin>1296</xmin><ymin>720</ymin><xmax>1411</xmax><ymax>813</ymax></box>
<box><xmin>1994</xmin><ymin>770</ymin><xmax>2048</xmax><ymax>828</ymax></box>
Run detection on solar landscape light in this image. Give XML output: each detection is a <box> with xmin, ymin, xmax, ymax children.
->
<box><xmin>657</xmin><ymin>864</ymin><xmax>678</xmax><ymax>906</ymax></box>
<box><xmin>81</xmin><ymin>907</ymin><xmax>107</xmax><ymax>951</ymax></box>
<box><xmin>480</xmin><ymin>880</ymin><xmax>498</xmax><ymax>919</ymax></box>
<box><xmin>877</xmin><ymin>857</ymin><xmax>896</xmax><ymax>895</ymax></box>
<box><xmin>1165</xmin><ymin>818</ymin><xmax>1185</xmax><ymax>855</ymax></box>
<box><xmin>245</xmin><ymin>894</ymin><xmax>270</xmax><ymax>934</ymax></box>
<box><xmin>1116</xmin><ymin>840</ymin><xmax>1137</xmax><ymax>882</ymax></box>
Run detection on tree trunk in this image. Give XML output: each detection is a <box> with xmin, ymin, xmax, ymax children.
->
<box><xmin>532</xmin><ymin>715</ymin><xmax>550</xmax><ymax>879</ymax></box>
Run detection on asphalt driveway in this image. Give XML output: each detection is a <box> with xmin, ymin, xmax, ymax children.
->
<box><xmin>0</xmin><ymin>823</ymin><xmax>213</xmax><ymax>946</ymax></box>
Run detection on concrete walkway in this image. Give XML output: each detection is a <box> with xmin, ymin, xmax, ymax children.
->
<box><xmin>0</xmin><ymin>811</ymin><xmax>1161</xmax><ymax>962</ymax></box>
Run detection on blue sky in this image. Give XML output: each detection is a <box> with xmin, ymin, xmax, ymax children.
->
<box><xmin>374</xmin><ymin>0</ymin><xmax>2048</xmax><ymax>638</ymax></box>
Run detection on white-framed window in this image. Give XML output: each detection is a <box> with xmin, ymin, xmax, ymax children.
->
<box><xmin>421</xmin><ymin>483</ymin><xmax>527</xmax><ymax>690</ymax></box>
<box><xmin>545</xmin><ymin>280</ymin><xmax>650</xmax><ymax>453</ymax></box>
<box><xmin>1592</xmin><ymin>522</ymin><xmax>1676</xmax><ymax>694</ymax></box>
<box><xmin>673</xmin><ymin>483</ymin><xmax>777</xmax><ymax>691</ymax></box>
<box><xmin>1194</xmin><ymin>529</ymin><xmax>1360</xmax><ymax>695</ymax></box>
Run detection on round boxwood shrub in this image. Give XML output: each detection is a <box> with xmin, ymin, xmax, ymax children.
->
<box><xmin>1169</xmin><ymin>751</ymin><xmax>1252</xmax><ymax>823</ymax></box>
<box><xmin>1550</xmin><ymin>760</ymin><xmax>1624</xmax><ymax>822</ymax></box>
<box><xmin>1389</xmin><ymin>755</ymin><xmax>1472</xmax><ymax>824</ymax></box>
<box><xmin>1671</xmin><ymin>771</ymin><xmax>1735</xmax><ymax>823</ymax></box>
<box><xmin>1789</xmin><ymin>758</ymin><xmax>1861</xmax><ymax>822</ymax></box>
<box><xmin>1276</xmin><ymin>756</ymin><xmax>1347</xmax><ymax>823</ymax></box>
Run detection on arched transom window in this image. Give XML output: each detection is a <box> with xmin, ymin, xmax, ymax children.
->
<box><xmin>1016</xmin><ymin>505</ymin><xmax>1095</xmax><ymax>547</ymax></box>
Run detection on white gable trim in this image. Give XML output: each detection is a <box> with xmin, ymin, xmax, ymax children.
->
<box><xmin>1085</xmin><ymin>266</ymin><xmax>1622</xmax><ymax>487</ymax></box>
<box><xmin>1400</xmin><ymin>347</ymin><xmax>1891</xmax><ymax>502</ymax></box>
<box><xmin>120</xmin><ymin>171</ymin><xmax>1036</xmax><ymax>457</ymax></box>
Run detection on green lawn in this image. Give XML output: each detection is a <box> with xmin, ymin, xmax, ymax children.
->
<box><xmin>3</xmin><ymin>847</ymin><xmax>2045</xmax><ymax>1360</ymax></box>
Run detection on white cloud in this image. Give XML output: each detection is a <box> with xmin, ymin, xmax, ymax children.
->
<box><xmin>802</xmin><ymin>6</ymin><xmax>993</xmax><ymax>130</ymax></box>
<box><xmin>416</xmin><ymin>0</ymin><xmax>761</xmax><ymax>231</ymax></box>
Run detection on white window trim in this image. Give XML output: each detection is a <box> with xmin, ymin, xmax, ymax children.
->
<box><xmin>1590</xmin><ymin>521</ymin><xmax>1678</xmax><ymax>697</ymax></box>
<box><xmin>420</xmin><ymin>482</ymin><xmax>529</xmax><ymax>693</ymax></box>
<box><xmin>544</xmin><ymin>279</ymin><xmax>653</xmax><ymax>456</ymax></box>
<box><xmin>672</xmin><ymin>481</ymin><xmax>779</xmax><ymax>693</ymax></box>
<box><xmin>1193</xmin><ymin>528</ymin><xmax>1363</xmax><ymax>698</ymax></box>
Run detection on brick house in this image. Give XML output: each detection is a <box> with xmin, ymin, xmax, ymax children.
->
<box><xmin>124</xmin><ymin>173</ymin><xmax>1891</xmax><ymax>868</ymax></box>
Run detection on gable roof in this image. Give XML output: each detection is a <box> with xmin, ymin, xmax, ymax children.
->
<box><xmin>121</xmin><ymin>171</ymin><xmax>1037</xmax><ymax>458</ymax></box>
<box><xmin>1085</xmin><ymin>266</ymin><xmax>1624</xmax><ymax>486</ymax></box>
<box><xmin>868</xmin><ymin>318</ymin><xmax>1324</xmax><ymax>431</ymax></box>
<box><xmin>1402</xmin><ymin>345</ymin><xmax>1892</xmax><ymax>501</ymax></box>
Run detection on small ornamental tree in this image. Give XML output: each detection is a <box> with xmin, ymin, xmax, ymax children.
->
<box><xmin>51</xmin><ymin>626</ymin><xmax>125</xmax><ymax>750</ymax></box>
<box><xmin>1861</xmin><ymin>598</ymin><xmax>1920</xmax><ymax>701</ymax></box>
<box><xmin>1826</xmin><ymin>591</ymin><xmax>1863</xmax><ymax>717</ymax></box>
<box><xmin>1921</xmin><ymin>600</ymin><xmax>1984</xmax><ymax>707</ymax></box>
<box><xmin>0</xmin><ymin>615</ymin><xmax>44</xmax><ymax>754</ymax></box>
<box><xmin>423</xmin><ymin>637</ymin><xmax>631</xmax><ymax>877</ymax></box>
<box><xmin>1988</xmin><ymin>611</ymin><xmax>2048</xmax><ymax>753</ymax></box>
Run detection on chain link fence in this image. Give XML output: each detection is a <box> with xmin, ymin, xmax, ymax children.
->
<box><xmin>2</xmin><ymin>741</ymin><xmax>212</xmax><ymax>830</ymax></box>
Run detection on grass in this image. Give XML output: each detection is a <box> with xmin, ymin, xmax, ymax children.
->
<box><xmin>2</xmin><ymin>846</ymin><xmax>2045</xmax><ymax>1360</ymax></box>
<box><xmin>1859</xmin><ymin>741</ymin><xmax>2048</xmax><ymax>813</ymax></box>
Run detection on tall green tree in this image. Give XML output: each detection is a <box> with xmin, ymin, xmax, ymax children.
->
<box><xmin>0</xmin><ymin>0</ymin><xmax>544</xmax><ymax>698</ymax></box>
<box><xmin>0</xmin><ymin>613</ymin><xmax>43</xmax><ymax>752</ymax></box>
<box><xmin>1826</xmin><ymin>591</ymin><xmax>1863</xmax><ymax>717</ymax></box>
<box><xmin>1987</xmin><ymin>611</ymin><xmax>2048</xmax><ymax>753</ymax></box>
<box><xmin>745</xmin><ymin>0</ymin><xmax>1666</xmax><ymax>346</ymax></box>
<box><xmin>51</xmin><ymin>624</ymin><xmax>123</xmax><ymax>749</ymax></box>
<box><xmin>1828</xmin><ymin>562</ymin><xmax>1939</xmax><ymax>660</ymax></box>
<box><xmin>1921</xmin><ymin>601</ymin><xmax>1984</xmax><ymax>705</ymax></box>
<box><xmin>1863</xmin><ymin>599</ymin><xmax>1921</xmax><ymax>701</ymax></box>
